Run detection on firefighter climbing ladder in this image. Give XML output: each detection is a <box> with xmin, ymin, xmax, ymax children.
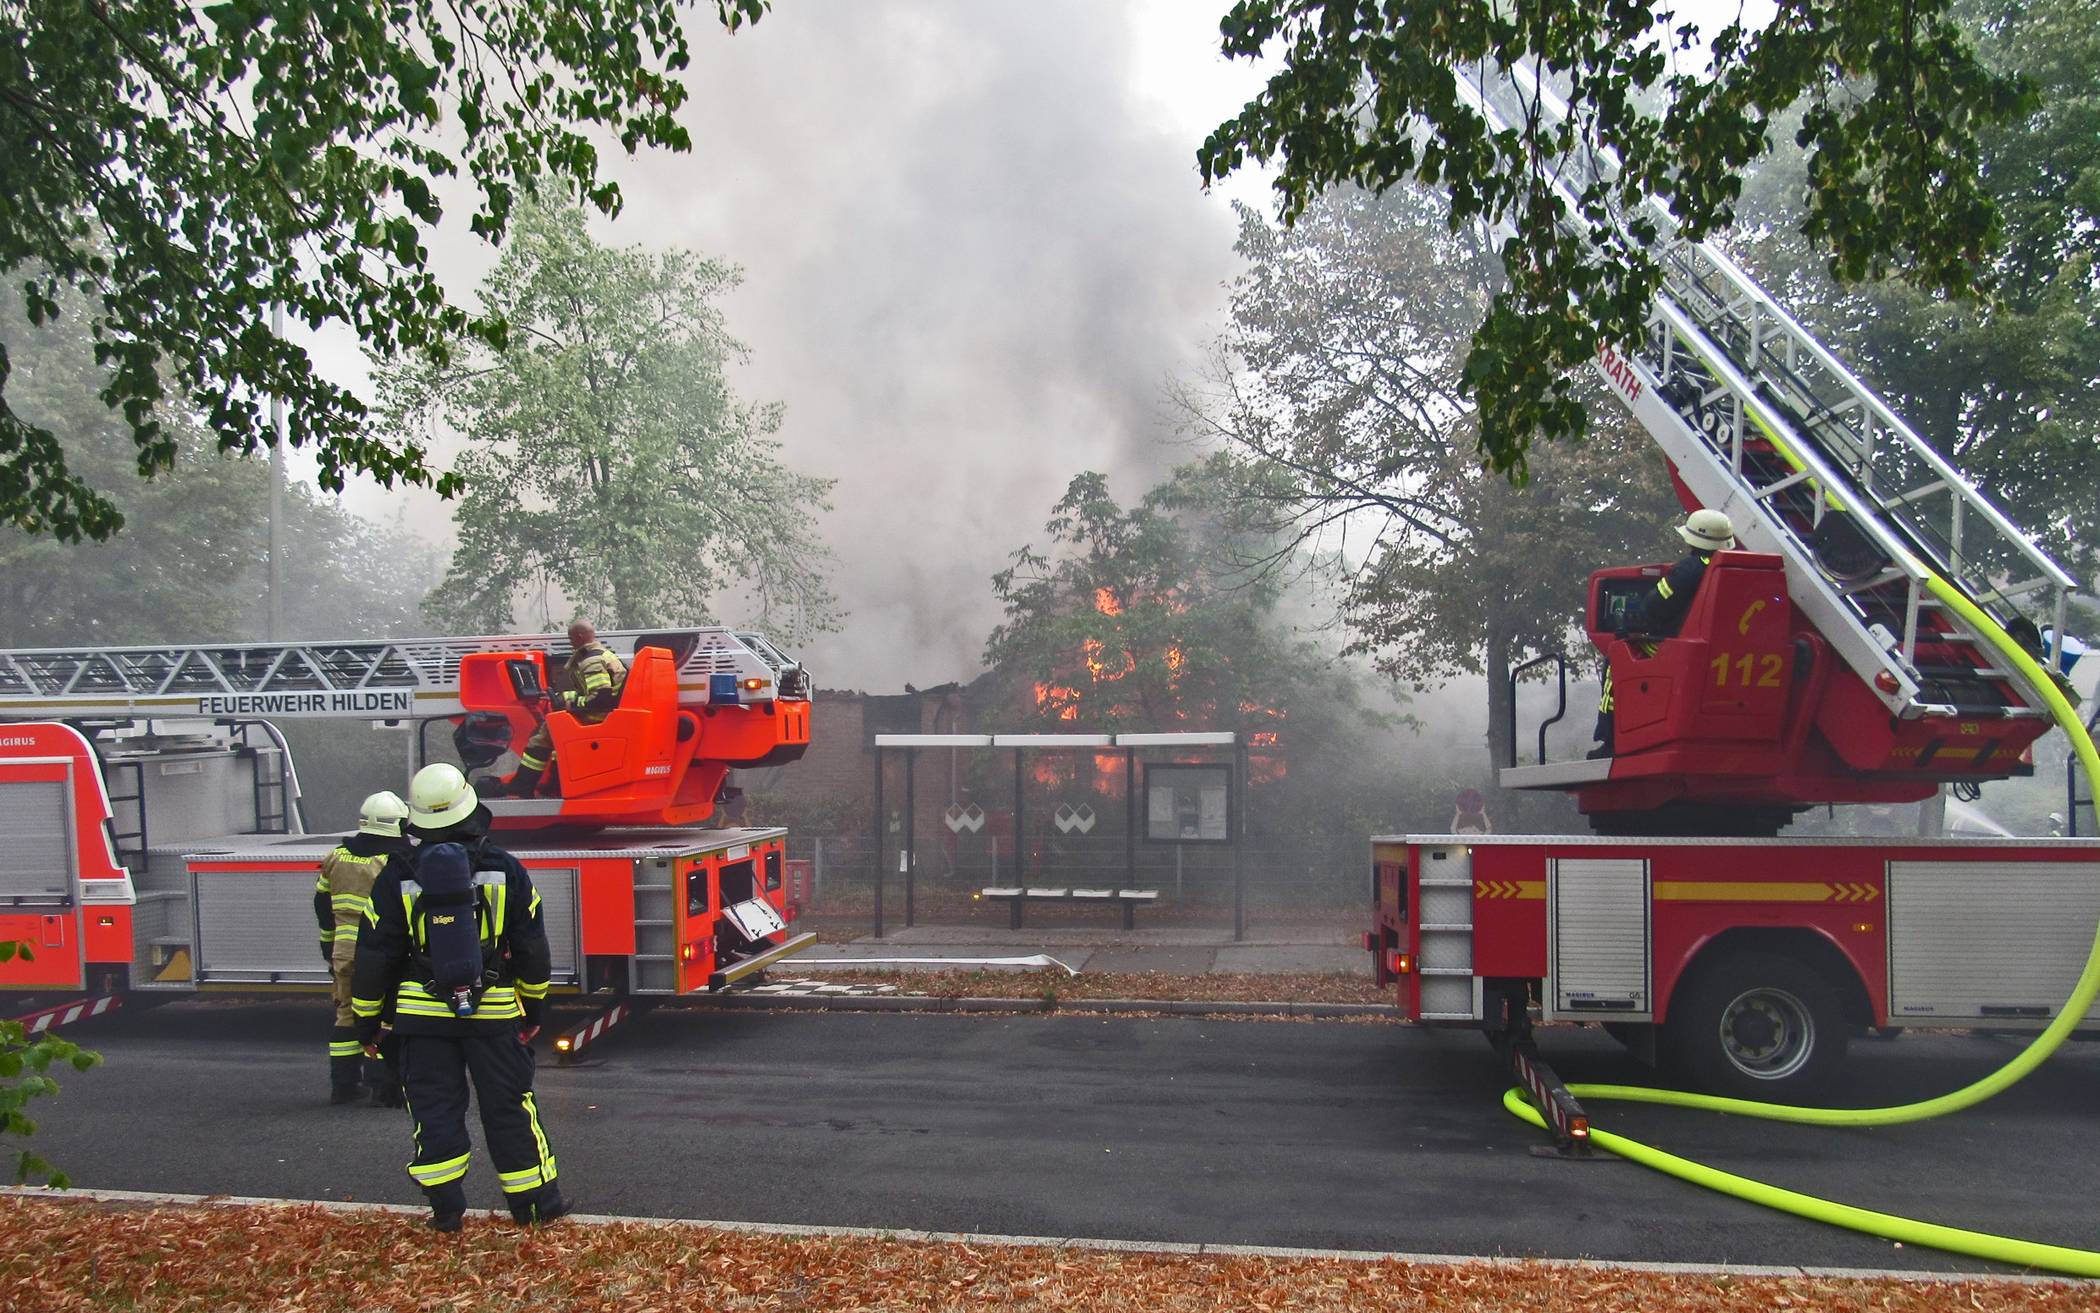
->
<box><xmin>1457</xmin><ymin>64</ymin><xmax>2079</xmax><ymax>725</ymax></box>
<box><xmin>0</xmin><ymin>627</ymin><xmax>806</xmax><ymax>722</ymax></box>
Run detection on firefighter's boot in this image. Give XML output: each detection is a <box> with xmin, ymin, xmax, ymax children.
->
<box><xmin>329</xmin><ymin>1053</ymin><xmax>364</xmax><ymax>1105</ymax></box>
<box><xmin>496</xmin><ymin>765</ymin><xmax>543</xmax><ymax>798</ymax></box>
<box><xmin>1587</xmin><ymin>711</ymin><xmax>1614</xmax><ymax>759</ymax></box>
<box><xmin>424</xmin><ymin>1183</ymin><xmax>467</xmax><ymax>1232</ymax></box>
<box><xmin>539</xmin><ymin>759</ymin><xmax>560</xmax><ymax>798</ymax></box>
<box><xmin>510</xmin><ymin>1187</ymin><xmax>571</xmax><ymax>1226</ymax></box>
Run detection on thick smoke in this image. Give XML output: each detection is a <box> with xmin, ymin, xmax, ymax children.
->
<box><xmin>550</xmin><ymin>3</ymin><xmax>1261</xmax><ymax>686</ymax></box>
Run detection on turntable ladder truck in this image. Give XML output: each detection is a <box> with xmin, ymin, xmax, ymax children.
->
<box><xmin>0</xmin><ymin>627</ymin><xmax>818</xmax><ymax>1052</ymax></box>
<box><xmin>1367</xmin><ymin>63</ymin><xmax>2098</xmax><ymax>1137</ymax></box>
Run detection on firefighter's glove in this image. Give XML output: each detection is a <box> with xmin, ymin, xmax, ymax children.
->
<box><xmin>518</xmin><ymin>1026</ymin><xmax>541</xmax><ymax>1047</ymax></box>
<box><xmin>354</xmin><ymin>1017</ymin><xmax>383</xmax><ymax>1051</ymax></box>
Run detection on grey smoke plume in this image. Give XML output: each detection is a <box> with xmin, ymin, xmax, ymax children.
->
<box><xmin>534</xmin><ymin>2</ymin><xmax>1261</xmax><ymax>687</ymax></box>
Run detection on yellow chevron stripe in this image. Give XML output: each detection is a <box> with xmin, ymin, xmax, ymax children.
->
<box><xmin>1473</xmin><ymin>880</ymin><xmax>1546</xmax><ymax>900</ymax></box>
<box><xmin>1653</xmin><ymin>881</ymin><xmax>1880</xmax><ymax>903</ymax></box>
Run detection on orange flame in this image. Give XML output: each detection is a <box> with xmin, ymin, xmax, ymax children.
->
<box><xmin>1095</xmin><ymin>587</ymin><xmax>1123</xmax><ymax>616</ymax></box>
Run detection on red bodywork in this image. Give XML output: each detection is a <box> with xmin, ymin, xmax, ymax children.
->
<box><xmin>459</xmin><ymin>646</ymin><xmax>811</xmax><ymax>830</ymax></box>
<box><xmin>0</xmin><ymin>723</ymin><xmax>130</xmax><ymax>991</ymax></box>
<box><xmin>1370</xmin><ymin>837</ymin><xmax>2092</xmax><ymax>1026</ymax></box>
<box><xmin>1579</xmin><ymin>551</ymin><xmax>2048</xmax><ymax>816</ymax></box>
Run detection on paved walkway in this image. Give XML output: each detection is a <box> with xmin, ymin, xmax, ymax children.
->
<box><xmin>794</xmin><ymin>923</ymin><xmax>1368</xmax><ymax>976</ymax></box>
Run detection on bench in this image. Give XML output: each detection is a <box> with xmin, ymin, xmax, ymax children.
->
<box><xmin>978</xmin><ymin>886</ymin><xmax>1159</xmax><ymax>930</ymax></box>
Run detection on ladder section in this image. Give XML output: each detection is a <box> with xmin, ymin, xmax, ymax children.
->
<box><xmin>1458</xmin><ymin>64</ymin><xmax>2077</xmax><ymax>721</ymax></box>
<box><xmin>0</xmin><ymin>627</ymin><xmax>806</xmax><ymax>722</ymax></box>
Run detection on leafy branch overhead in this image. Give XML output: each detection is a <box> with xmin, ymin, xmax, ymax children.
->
<box><xmin>1198</xmin><ymin>0</ymin><xmax>2033</xmax><ymax>476</ymax></box>
<box><xmin>0</xmin><ymin>942</ymin><xmax>101</xmax><ymax>1190</ymax></box>
<box><xmin>0</xmin><ymin>0</ymin><xmax>767</xmax><ymax>542</ymax></box>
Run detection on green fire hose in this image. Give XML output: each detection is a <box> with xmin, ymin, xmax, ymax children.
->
<box><xmin>1505</xmin><ymin>572</ymin><xmax>2100</xmax><ymax>1276</ymax></box>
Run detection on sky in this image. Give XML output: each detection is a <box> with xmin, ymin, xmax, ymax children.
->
<box><xmin>328</xmin><ymin>2</ymin><xmax>1275</xmax><ymax>693</ymax></box>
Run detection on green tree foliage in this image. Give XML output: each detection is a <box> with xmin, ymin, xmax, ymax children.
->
<box><xmin>0</xmin><ymin>943</ymin><xmax>100</xmax><ymax>1189</ymax></box>
<box><xmin>387</xmin><ymin>200</ymin><xmax>837</xmax><ymax>638</ymax></box>
<box><xmin>0</xmin><ymin>0</ymin><xmax>766</xmax><ymax>543</ymax></box>
<box><xmin>1175</xmin><ymin>192</ymin><xmax>1677</xmax><ymax>795</ymax></box>
<box><xmin>1733</xmin><ymin>0</ymin><xmax>2100</xmax><ymax>576</ymax></box>
<box><xmin>985</xmin><ymin>468</ymin><xmax>1389</xmax><ymax>748</ymax></box>
<box><xmin>985</xmin><ymin>468</ymin><xmax>1406</xmax><ymax>850</ymax></box>
<box><xmin>0</xmin><ymin>295</ymin><xmax>438</xmax><ymax>647</ymax></box>
<box><xmin>1199</xmin><ymin>0</ymin><xmax>2034</xmax><ymax>476</ymax></box>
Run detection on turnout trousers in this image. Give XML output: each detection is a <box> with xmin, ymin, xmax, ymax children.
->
<box><xmin>397</xmin><ymin>1030</ymin><xmax>561</xmax><ymax>1221</ymax></box>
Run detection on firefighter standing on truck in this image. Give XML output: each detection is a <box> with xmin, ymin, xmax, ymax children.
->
<box><xmin>316</xmin><ymin>791</ymin><xmax>411</xmax><ymax>1105</ymax></box>
<box><xmin>1590</xmin><ymin>508</ymin><xmax>1736</xmax><ymax>757</ymax></box>
<box><xmin>496</xmin><ymin>621</ymin><xmax>627</xmax><ymax>797</ymax></box>
<box><xmin>350</xmin><ymin>763</ymin><xmax>568</xmax><ymax>1231</ymax></box>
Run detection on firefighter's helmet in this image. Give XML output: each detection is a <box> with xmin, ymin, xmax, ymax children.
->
<box><xmin>1679</xmin><ymin>508</ymin><xmax>1737</xmax><ymax>552</ymax></box>
<box><xmin>357</xmin><ymin>790</ymin><xmax>410</xmax><ymax>838</ymax></box>
<box><xmin>408</xmin><ymin>763</ymin><xmax>479</xmax><ymax>831</ymax></box>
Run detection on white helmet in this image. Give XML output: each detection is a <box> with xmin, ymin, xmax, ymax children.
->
<box><xmin>1678</xmin><ymin>508</ymin><xmax>1737</xmax><ymax>552</ymax></box>
<box><xmin>357</xmin><ymin>790</ymin><xmax>410</xmax><ymax>837</ymax></box>
<box><xmin>408</xmin><ymin>763</ymin><xmax>479</xmax><ymax>831</ymax></box>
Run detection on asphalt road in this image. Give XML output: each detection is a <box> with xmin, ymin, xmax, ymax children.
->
<box><xmin>21</xmin><ymin>999</ymin><xmax>2100</xmax><ymax>1274</ymax></box>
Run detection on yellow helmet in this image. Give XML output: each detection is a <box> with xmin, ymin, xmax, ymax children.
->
<box><xmin>1678</xmin><ymin>508</ymin><xmax>1737</xmax><ymax>552</ymax></box>
<box><xmin>407</xmin><ymin>763</ymin><xmax>478</xmax><ymax>831</ymax></box>
<box><xmin>356</xmin><ymin>790</ymin><xmax>409</xmax><ymax>837</ymax></box>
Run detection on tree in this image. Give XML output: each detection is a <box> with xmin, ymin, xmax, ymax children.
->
<box><xmin>0</xmin><ymin>290</ymin><xmax>439</xmax><ymax>647</ymax></box>
<box><xmin>1199</xmin><ymin>0</ymin><xmax>2034</xmax><ymax>477</ymax></box>
<box><xmin>1173</xmin><ymin>190</ymin><xmax>1677</xmax><ymax>804</ymax></box>
<box><xmin>387</xmin><ymin>200</ymin><xmax>837</xmax><ymax>638</ymax></box>
<box><xmin>0</xmin><ymin>943</ymin><xmax>100</xmax><ymax>1189</ymax></box>
<box><xmin>1</xmin><ymin>0</ymin><xmax>766</xmax><ymax>543</ymax></box>
<box><xmin>1730</xmin><ymin>0</ymin><xmax>2100</xmax><ymax>577</ymax></box>
<box><xmin>985</xmin><ymin>467</ymin><xmax>1405</xmax><ymax>854</ymax></box>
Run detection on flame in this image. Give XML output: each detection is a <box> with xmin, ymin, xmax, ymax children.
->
<box><xmin>1095</xmin><ymin>587</ymin><xmax>1123</xmax><ymax>616</ymax></box>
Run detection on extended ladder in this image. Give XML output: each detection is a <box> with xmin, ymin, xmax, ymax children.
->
<box><xmin>1458</xmin><ymin>64</ymin><xmax>2079</xmax><ymax>722</ymax></box>
<box><xmin>0</xmin><ymin>627</ymin><xmax>808</xmax><ymax>722</ymax></box>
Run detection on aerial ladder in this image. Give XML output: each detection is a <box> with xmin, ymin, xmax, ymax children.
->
<box><xmin>0</xmin><ymin>627</ymin><xmax>816</xmax><ymax>1004</ymax></box>
<box><xmin>1466</xmin><ymin>64</ymin><xmax>2082</xmax><ymax>833</ymax></box>
<box><xmin>0</xmin><ymin>626</ymin><xmax>813</xmax><ymax>835</ymax></box>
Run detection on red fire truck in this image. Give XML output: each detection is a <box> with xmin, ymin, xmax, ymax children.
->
<box><xmin>0</xmin><ymin>627</ymin><xmax>817</xmax><ymax>1046</ymax></box>
<box><xmin>1368</xmin><ymin>66</ymin><xmax>2097</xmax><ymax>1116</ymax></box>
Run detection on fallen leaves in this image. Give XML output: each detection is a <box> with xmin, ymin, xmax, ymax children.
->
<box><xmin>3</xmin><ymin>1196</ymin><xmax>2093</xmax><ymax>1312</ymax></box>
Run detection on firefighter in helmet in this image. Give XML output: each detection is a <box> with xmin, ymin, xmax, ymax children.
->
<box><xmin>316</xmin><ymin>791</ymin><xmax>411</xmax><ymax>1105</ymax></box>
<box><xmin>495</xmin><ymin>621</ymin><xmax>628</xmax><ymax>797</ymax></box>
<box><xmin>350</xmin><ymin>763</ymin><xmax>568</xmax><ymax>1231</ymax></box>
<box><xmin>1590</xmin><ymin>508</ymin><xmax>1736</xmax><ymax>758</ymax></box>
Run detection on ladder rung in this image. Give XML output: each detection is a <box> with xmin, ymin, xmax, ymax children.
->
<box><xmin>1886</xmin><ymin>479</ymin><xmax>1950</xmax><ymax>507</ymax></box>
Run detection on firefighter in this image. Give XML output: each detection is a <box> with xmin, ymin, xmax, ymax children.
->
<box><xmin>495</xmin><ymin>621</ymin><xmax>628</xmax><ymax>797</ymax></box>
<box><xmin>316</xmin><ymin>791</ymin><xmax>412</xmax><ymax>1105</ymax></box>
<box><xmin>350</xmin><ymin>763</ymin><xmax>568</xmax><ymax>1231</ymax></box>
<box><xmin>1590</xmin><ymin>508</ymin><xmax>1736</xmax><ymax>758</ymax></box>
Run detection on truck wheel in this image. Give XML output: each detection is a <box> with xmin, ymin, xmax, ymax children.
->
<box><xmin>1665</xmin><ymin>950</ymin><xmax>1847</xmax><ymax>1101</ymax></box>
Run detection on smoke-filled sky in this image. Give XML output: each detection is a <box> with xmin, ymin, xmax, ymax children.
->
<box><xmin>335</xmin><ymin>2</ymin><xmax>1272</xmax><ymax>692</ymax></box>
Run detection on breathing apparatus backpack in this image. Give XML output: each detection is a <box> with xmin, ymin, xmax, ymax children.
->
<box><xmin>413</xmin><ymin>842</ymin><xmax>500</xmax><ymax>1018</ymax></box>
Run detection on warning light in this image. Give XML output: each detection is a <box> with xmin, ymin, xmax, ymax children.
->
<box><xmin>1874</xmin><ymin>670</ymin><xmax>1901</xmax><ymax>693</ymax></box>
<box><xmin>680</xmin><ymin>943</ymin><xmax>697</xmax><ymax>962</ymax></box>
<box><xmin>741</xmin><ymin>677</ymin><xmax>767</xmax><ymax>691</ymax></box>
<box><xmin>1386</xmin><ymin>950</ymin><xmax>1413</xmax><ymax>976</ymax></box>
<box><xmin>1571</xmin><ymin>1119</ymin><xmax>1590</xmax><ymax>1139</ymax></box>
<box><xmin>554</xmin><ymin>1036</ymin><xmax>573</xmax><ymax>1052</ymax></box>
<box><xmin>1852</xmin><ymin>922</ymin><xmax>1875</xmax><ymax>934</ymax></box>
<box><xmin>96</xmin><ymin>915</ymin><xmax>115</xmax><ymax>927</ymax></box>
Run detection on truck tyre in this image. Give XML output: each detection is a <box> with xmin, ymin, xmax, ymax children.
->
<box><xmin>1664</xmin><ymin>950</ymin><xmax>1848</xmax><ymax>1101</ymax></box>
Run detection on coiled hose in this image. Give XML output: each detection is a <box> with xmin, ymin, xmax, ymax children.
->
<box><xmin>1505</xmin><ymin>572</ymin><xmax>2100</xmax><ymax>1276</ymax></box>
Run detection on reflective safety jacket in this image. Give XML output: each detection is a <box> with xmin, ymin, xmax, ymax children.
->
<box><xmin>1624</xmin><ymin>550</ymin><xmax>1714</xmax><ymax>640</ymax></box>
<box><xmin>559</xmin><ymin>642</ymin><xmax>627</xmax><ymax>722</ymax></box>
<box><xmin>314</xmin><ymin>833</ymin><xmax>410</xmax><ymax>958</ymax></box>
<box><xmin>349</xmin><ymin>840</ymin><xmax>552</xmax><ymax>1037</ymax></box>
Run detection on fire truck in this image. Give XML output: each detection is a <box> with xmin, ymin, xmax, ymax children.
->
<box><xmin>0</xmin><ymin>627</ymin><xmax>818</xmax><ymax>1046</ymax></box>
<box><xmin>1367</xmin><ymin>64</ymin><xmax>2099</xmax><ymax>1114</ymax></box>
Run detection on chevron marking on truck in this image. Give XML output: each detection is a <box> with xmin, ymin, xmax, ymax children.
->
<box><xmin>1474</xmin><ymin>880</ymin><xmax>1546</xmax><ymax>900</ymax></box>
<box><xmin>1652</xmin><ymin>881</ymin><xmax>1881</xmax><ymax>903</ymax></box>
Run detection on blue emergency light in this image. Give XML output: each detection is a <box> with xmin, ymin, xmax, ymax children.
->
<box><xmin>709</xmin><ymin>673</ymin><xmax>741</xmax><ymax>705</ymax></box>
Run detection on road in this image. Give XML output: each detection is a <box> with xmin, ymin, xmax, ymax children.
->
<box><xmin>23</xmin><ymin>999</ymin><xmax>2100</xmax><ymax>1273</ymax></box>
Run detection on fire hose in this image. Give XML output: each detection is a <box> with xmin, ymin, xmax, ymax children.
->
<box><xmin>1505</xmin><ymin>573</ymin><xmax>2100</xmax><ymax>1276</ymax></box>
